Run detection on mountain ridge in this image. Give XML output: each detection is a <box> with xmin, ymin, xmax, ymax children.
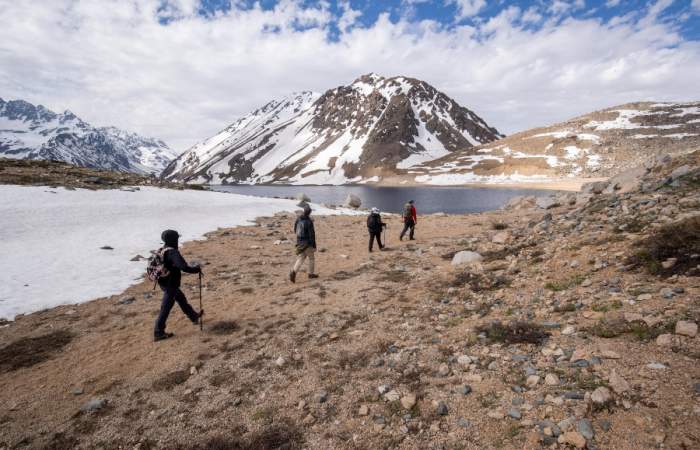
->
<box><xmin>0</xmin><ymin>98</ymin><xmax>178</xmax><ymax>174</ymax></box>
<box><xmin>162</xmin><ymin>74</ymin><xmax>503</xmax><ymax>184</ymax></box>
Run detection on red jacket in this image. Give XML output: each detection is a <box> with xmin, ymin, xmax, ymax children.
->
<box><xmin>404</xmin><ymin>204</ymin><xmax>417</xmax><ymax>223</ymax></box>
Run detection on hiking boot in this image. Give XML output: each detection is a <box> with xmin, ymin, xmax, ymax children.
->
<box><xmin>154</xmin><ymin>332</ymin><xmax>174</xmax><ymax>342</ymax></box>
<box><xmin>193</xmin><ymin>310</ymin><xmax>204</xmax><ymax>326</ymax></box>
<box><xmin>289</xmin><ymin>270</ymin><xmax>296</xmax><ymax>283</ymax></box>
<box><xmin>308</xmin><ymin>274</ymin><xmax>319</xmax><ymax>279</ymax></box>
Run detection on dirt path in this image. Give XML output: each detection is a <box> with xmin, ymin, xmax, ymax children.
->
<box><xmin>1</xmin><ymin>193</ymin><xmax>699</xmax><ymax>449</ymax></box>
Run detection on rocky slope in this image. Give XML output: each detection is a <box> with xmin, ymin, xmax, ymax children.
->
<box><xmin>0</xmin><ymin>98</ymin><xmax>178</xmax><ymax>174</ymax></box>
<box><xmin>411</xmin><ymin>101</ymin><xmax>700</xmax><ymax>185</ymax></box>
<box><xmin>1</xmin><ymin>152</ymin><xmax>698</xmax><ymax>449</ymax></box>
<box><xmin>162</xmin><ymin>74</ymin><xmax>502</xmax><ymax>184</ymax></box>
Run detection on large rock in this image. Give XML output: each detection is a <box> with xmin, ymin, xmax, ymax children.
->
<box><xmin>536</xmin><ymin>196</ymin><xmax>560</xmax><ymax>209</ymax></box>
<box><xmin>296</xmin><ymin>192</ymin><xmax>311</xmax><ymax>202</ymax></box>
<box><xmin>504</xmin><ymin>195</ymin><xmax>536</xmax><ymax>210</ymax></box>
<box><xmin>343</xmin><ymin>194</ymin><xmax>362</xmax><ymax>209</ymax></box>
<box><xmin>582</xmin><ymin>180</ymin><xmax>608</xmax><ymax>195</ymax></box>
<box><xmin>451</xmin><ymin>251</ymin><xmax>483</xmax><ymax>267</ymax></box>
<box><xmin>608</xmin><ymin>370</ymin><xmax>630</xmax><ymax>394</ymax></box>
<box><xmin>492</xmin><ymin>231</ymin><xmax>510</xmax><ymax>244</ymax></box>
<box><xmin>675</xmin><ymin>321</ymin><xmax>698</xmax><ymax>337</ymax></box>
<box><xmin>605</xmin><ymin>166</ymin><xmax>647</xmax><ymax>194</ymax></box>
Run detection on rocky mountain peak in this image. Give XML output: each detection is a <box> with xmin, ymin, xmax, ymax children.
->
<box><xmin>0</xmin><ymin>98</ymin><xmax>178</xmax><ymax>174</ymax></box>
<box><xmin>164</xmin><ymin>75</ymin><xmax>502</xmax><ymax>185</ymax></box>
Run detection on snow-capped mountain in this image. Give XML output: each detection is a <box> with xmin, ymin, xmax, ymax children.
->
<box><xmin>162</xmin><ymin>74</ymin><xmax>502</xmax><ymax>184</ymax></box>
<box><xmin>410</xmin><ymin>101</ymin><xmax>700</xmax><ymax>185</ymax></box>
<box><xmin>0</xmin><ymin>98</ymin><xmax>178</xmax><ymax>174</ymax></box>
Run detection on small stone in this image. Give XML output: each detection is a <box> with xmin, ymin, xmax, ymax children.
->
<box><xmin>189</xmin><ymin>366</ymin><xmax>198</xmax><ymax>375</ymax></box>
<box><xmin>636</xmin><ymin>293</ymin><xmax>652</xmax><ymax>301</ymax></box>
<box><xmin>544</xmin><ymin>373</ymin><xmax>560</xmax><ymax>386</ymax></box>
<box><xmin>457</xmin><ymin>418</ymin><xmax>471</xmax><ymax>428</ymax></box>
<box><xmin>377</xmin><ymin>384</ymin><xmax>391</xmax><ymax>395</ymax></box>
<box><xmin>608</xmin><ymin>370</ymin><xmax>630</xmax><ymax>394</ymax></box>
<box><xmin>358</xmin><ymin>405</ymin><xmax>369</xmax><ymax>416</ymax></box>
<box><xmin>118</xmin><ymin>296</ymin><xmax>135</xmax><ymax>305</ymax></box>
<box><xmin>661</xmin><ymin>258</ymin><xmax>677</xmax><ymax>269</ymax></box>
<box><xmin>561</xmin><ymin>325</ymin><xmax>576</xmax><ymax>335</ymax></box>
<box><xmin>316</xmin><ymin>391</ymin><xmax>328</xmax><ymax>403</ymax></box>
<box><xmin>438</xmin><ymin>363</ymin><xmax>451</xmax><ymax>376</ymax></box>
<box><xmin>660</xmin><ymin>287</ymin><xmax>674</xmax><ymax>299</ymax></box>
<box><xmin>71</xmin><ymin>387</ymin><xmax>84</xmax><ymax>395</ymax></box>
<box><xmin>460</xmin><ymin>385</ymin><xmax>472</xmax><ymax>395</ymax></box>
<box><xmin>297</xmin><ymin>400</ymin><xmax>307</xmax><ymax>410</ymax></box>
<box><xmin>436</xmin><ymin>401</ymin><xmax>448</xmax><ymax>416</ymax></box>
<box><xmin>81</xmin><ymin>398</ymin><xmax>107</xmax><ymax>413</ymax></box>
<box><xmin>599</xmin><ymin>350</ymin><xmax>620</xmax><ymax>359</ymax></box>
<box><xmin>646</xmin><ymin>363</ymin><xmax>667</xmax><ymax>370</ymax></box>
<box><xmin>457</xmin><ymin>355</ymin><xmax>472</xmax><ymax>365</ymax></box>
<box><xmin>656</xmin><ymin>333</ymin><xmax>673</xmax><ymax>346</ymax></box>
<box><xmin>526</xmin><ymin>375</ymin><xmax>540</xmax><ymax>387</ymax></box>
<box><xmin>599</xmin><ymin>419</ymin><xmax>611</xmax><ymax>431</ymax></box>
<box><xmin>507</xmin><ymin>408</ymin><xmax>521</xmax><ymax>419</ymax></box>
<box><xmin>400</xmin><ymin>393</ymin><xmax>417</xmax><ymax>410</ymax></box>
<box><xmin>591</xmin><ymin>387</ymin><xmax>612</xmax><ymax>405</ymax></box>
<box><xmin>558</xmin><ymin>431</ymin><xmax>587</xmax><ymax>448</ymax></box>
<box><xmin>275</xmin><ymin>356</ymin><xmax>286</xmax><ymax>367</ymax></box>
<box><xmin>675</xmin><ymin>321</ymin><xmax>698</xmax><ymax>337</ymax></box>
<box><xmin>100</xmin><ymin>245</ymin><xmax>114</xmax><ymax>250</ymax></box>
<box><xmin>384</xmin><ymin>390</ymin><xmax>400</xmax><ymax>402</ymax></box>
<box><xmin>487</xmin><ymin>410</ymin><xmax>505</xmax><ymax>420</ymax></box>
<box><xmin>577</xmin><ymin>418</ymin><xmax>594</xmax><ymax>440</ymax></box>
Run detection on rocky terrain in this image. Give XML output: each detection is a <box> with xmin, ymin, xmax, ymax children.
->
<box><xmin>412</xmin><ymin>102</ymin><xmax>700</xmax><ymax>184</ymax></box>
<box><xmin>162</xmin><ymin>74</ymin><xmax>502</xmax><ymax>185</ymax></box>
<box><xmin>1</xmin><ymin>152</ymin><xmax>699</xmax><ymax>449</ymax></box>
<box><xmin>0</xmin><ymin>158</ymin><xmax>201</xmax><ymax>190</ymax></box>
<box><xmin>0</xmin><ymin>98</ymin><xmax>178</xmax><ymax>174</ymax></box>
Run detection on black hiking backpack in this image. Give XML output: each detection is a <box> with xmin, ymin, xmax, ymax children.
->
<box><xmin>403</xmin><ymin>203</ymin><xmax>413</xmax><ymax>219</ymax></box>
<box><xmin>146</xmin><ymin>247</ymin><xmax>172</xmax><ymax>286</ymax></box>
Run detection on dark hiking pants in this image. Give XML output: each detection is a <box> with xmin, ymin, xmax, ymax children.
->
<box><xmin>369</xmin><ymin>231</ymin><xmax>383</xmax><ymax>251</ymax></box>
<box><xmin>400</xmin><ymin>220</ymin><xmax>415</xmax><ymax>240</ymax></box>
<box><xmin>155</xmin><ymin>287</ymin><xmax>198</xmax><ymax>336</ymax></box>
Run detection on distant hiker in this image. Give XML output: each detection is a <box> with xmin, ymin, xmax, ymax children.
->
<box><xmin>289</xmin><ymin>204</ymin><xmax>318</xmax><ymax>283</ymax></box>
<box><xmin>367</xmin><ymin>207</ymin><xmax>387</xmax><ymax>252</ymax></box>
<box><xmin>152</xmin><ymin>230</ymin><xmax>203</xmax><ymax>341</ymax></box>
<box><xmin>399</xmin><ymin>200</ymin><xmax>417</xmax><ymax>241</ymax></box>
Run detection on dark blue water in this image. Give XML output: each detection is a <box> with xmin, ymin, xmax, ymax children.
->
<box><xmin>212</xmin><ymin>185</ymin><xmax>556</xmax><ymax>214</ymax></box>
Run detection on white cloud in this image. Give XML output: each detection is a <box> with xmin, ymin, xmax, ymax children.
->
<box><xmin>605</xmin><ymin>0</ymin><xmax>621</xmax><ymax>7</ymax></box>
<box><xmin>692</xmin><ymin>0</ymin><xmax>700</xmax><ymax>12</ymax></box>
<box><xmin>0</xmin><ymin>0</ymin><xmax>698</xmax><ymax>153</ymax></box>
<box><xmin>446</xmin><ymin>0</ymin><xmax>487</xmax><ymax>20</ymax></box>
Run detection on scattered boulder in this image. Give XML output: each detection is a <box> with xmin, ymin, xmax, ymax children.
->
<box><xmin>81</xmin><ymin>398</ymin><xmax>107</xmax><ymax>413</ymax></box>
<box><xmin>492</xmin><ymin>231</ymin><xmax>510</xmax><ymax>244</ymax></box>
<box><xmin>582</xmin><ymin>180</ymin><xmax>608</xmax><ymax>195</ymax></box>
<box><xmin>605</xmin><ymin>166</ymin><xmax>647</xmax><ymax>193</ymax></box>
<box><xmin>536</xmin><ymin>196</ymin><xmax>560</xmax><ymax>209</ymax></box>
<box><xmin>558</xmin><ymin>431</ymin><xmax>587</xmax><ymax>448</ymax></box>
<box><xmin>400</xmin><ymin>393</ymin><xmax>417</xmax><ymax>410</ymax></box>
<box><xmin>451</xmin><ymin>251</ymin><xmax>483</xmax><ymax>267</ymax></box>
<box><xmin>591</xmin><ymin>387</ymin><xmax>612</xmax><ymax>405</ymax></box>
<box><xmin>675</xmin><ymin>321</ymin><xmax>698</xmax><ymax>337</ymax></box>
<box><xmin>608</xmin><ymin>370</ymin><xmax>630</xmax><ymax>394</ymax></box>
<box><xmin>343</xmin><ymin>194</ymin><xmax>362</xmax><ymax>209</ymax></box>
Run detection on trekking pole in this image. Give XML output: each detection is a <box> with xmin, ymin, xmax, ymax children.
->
<box><xmin>198</xmin><ymin>272</ymin><xmax>203</xmax><ymax>332</ymax></box>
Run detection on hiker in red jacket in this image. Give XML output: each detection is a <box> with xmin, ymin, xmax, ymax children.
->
<box><xmin>399</xmin><ymin>200</ymin><xmax>417</xmax><ymax>241</ymax></box>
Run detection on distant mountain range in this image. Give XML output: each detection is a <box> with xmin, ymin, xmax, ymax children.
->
<box><xmin>0</xmin><ymin>98</ymin><xmax>178</xmax><ymax>174</ymax></box>
<box><xmin>162</xmin><ymin>74</ymin><xmax>503</xmax><ymax>184</ymax></box>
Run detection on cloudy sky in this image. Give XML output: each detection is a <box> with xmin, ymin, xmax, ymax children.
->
<box><xmin>1</xmin><ymin>0</ymin><xmax>699</xmax><ymax>151</ymax></box>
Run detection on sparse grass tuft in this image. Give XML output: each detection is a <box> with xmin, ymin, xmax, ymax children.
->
<box><xmin>628</xmin><ymin>216</ymin><xmax>700</xmax><ymax>276</ymax></box>
<box><xmin>152</xmin><ymin>370</ymin><xmax>190</xmax><ymax>391</ymax></box>
<box><xmin>544</xmin><ymin>274</ymin><xmax>586</xmax><ymax>291</ymax></box>
<box><xmin>209</xmin><ymin>320</ymin><xmax>240</xmax><ymax>335</ymax></box>
<box><xmin>477</xmin><ymin>321</ymin><xmax>550</xmax><ymax>345</ymax></box>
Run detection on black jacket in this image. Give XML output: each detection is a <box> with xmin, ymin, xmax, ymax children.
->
<box><xmin>294</xmin><ymin>214</ymin><xmax>316</xmax><ymax>249</ymax></box>
<box><xmin>367</xmin><ymin>213</ymin><xmax>386</xmax><ymax>233</ymax></box>
<box><xmin>159</xmin><ymin>231</ymin><xmax>200</xmax><ymax>289</ymax></box>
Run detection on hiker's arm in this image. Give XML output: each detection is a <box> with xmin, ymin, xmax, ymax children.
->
<box><xmin>171</xmin><ymin>250</ymin><xmax>201</xmax><ymax>273</ymax></box>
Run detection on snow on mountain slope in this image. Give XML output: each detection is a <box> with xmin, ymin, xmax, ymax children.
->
<box><xmin>410</xmin><ymin>101</ymin><xmax>700</xmax><ymax>185</ymax></box>
<box><xmin>0</xmin><ymin>98</ymin><xmax>178</xmax><ymax>174</ymax></box>
<box><xmin>162</xmin><ymin>74</ymin><xmax>502</xmax><ymax>184</ymax></box>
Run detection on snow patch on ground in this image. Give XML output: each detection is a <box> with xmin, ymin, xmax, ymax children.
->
<box><xmin>415</xmin><ymin>172</ymin><xmax>554</xmax><ymax>185</ymax></box>
<box><xmin>0</xmin><ymin>186</ymin><xmax>354</xmax><ymax>320</ymax></box>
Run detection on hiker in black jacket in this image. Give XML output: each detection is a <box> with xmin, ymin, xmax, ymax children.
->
<box><xmin>154</xmin><ymin>229</ymin><xmax>203</xmax><ymax>341</ymax></box>
<box><xmin>367</xmin><ymin>207</ymin><xmax>387</xmax><ymax>252</ymax></box>
<box><xmin>289</xmin><ymin>204</ymin><xmax>317</xmax><ymax>283</ymax></box>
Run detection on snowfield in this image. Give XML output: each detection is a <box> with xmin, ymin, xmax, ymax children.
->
<box><xmin>0</xmin><ymin>186</ymin><xmax>352</xmax><ymax>320</ymax></box>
